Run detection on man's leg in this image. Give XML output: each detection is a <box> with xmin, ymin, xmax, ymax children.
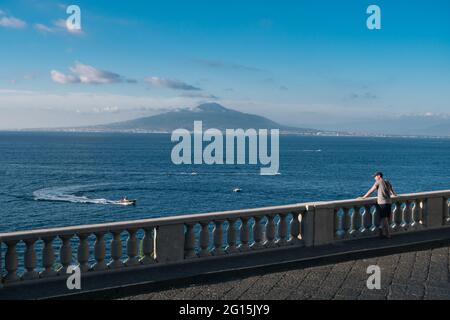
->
<box><xmin>385</xmin><ymin>204</ymin><xmax>392</xmax><ymax>238</ymax></box>
<box><xmin>384</xmin><ymin>218</ymin><xmax>390</xmax><ymax>237</ymax></box>
<box><xmin>376</xmin><ymin>204</ymin><xmax>383</xmax><ymax>237</ymax></box>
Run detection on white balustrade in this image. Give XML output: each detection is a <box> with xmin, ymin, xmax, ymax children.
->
<box><xmin>265</xmin><ymin>215</ymin><xmax>277</xmax><ymax>248</ymax></box>
<box><xmin>140</xmin><ymin>228</ymin><xmax>155</xmax><ymax>264</ymax></box>
<box><xmin>23</xmin><ymin>239</ymin><xmax>38</xmax><ymax>280</ymax></box>
<box><xmin>93</xmin><ymin>232</ymin><xmax>106</xmax><ymax>271</ymax></box>
<box><xmin>212</xmin><ymin>220</ymin><xmax>225</xmax><ymax>255</ymax></box>
<box><xmin>0</xmin><ymin>190</ymin><xmax>449</xmax><ymax>289</ymax></box>
<box><xmin>226</xmin><ymin>218</ymin><xmax>239</xmax><ymax>253</ymax></box>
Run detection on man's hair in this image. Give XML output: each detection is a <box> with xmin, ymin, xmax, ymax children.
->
<box><xmin>373</xmin><ymin>171</ymin><xmax>383</xmax><ymax>178</ymax></box>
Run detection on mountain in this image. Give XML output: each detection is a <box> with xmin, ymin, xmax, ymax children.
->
<box><xmin>82</xmin><ymin>103</ymin><xmax>324</xmax><ymax>134</ymax></box>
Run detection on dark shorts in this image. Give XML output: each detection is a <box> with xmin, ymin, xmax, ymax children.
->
<box><xmin>377</xmin><ymin>203</ymin><xmax>392</xmax><ymax>219</ymax></box>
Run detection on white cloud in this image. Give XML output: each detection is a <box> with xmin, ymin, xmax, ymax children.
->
<box><xmin>34</xmin><ymin>23</ymin><xmax>55</xmax><ymax>33</ymax></box>
<box><xmin>180</xmin><ymin>92</ymin><xmax>219</xmax><ymax>100</ymax></box>
<box><xmin>92</xmin><ymin>106</ymin><xmax>120</xmax><ymax>113</ymax></box>
<box><xmin>34</xmin><ymin>19</ymin><xmax>84</xmax><ymax>35</ymax></box>
<box><xmin>0</xmin><ymin>11</ymin><xmax>26</xmax><ymax>29</ymax></box>
<box><xmin>145</xmin><ymin>77</ymin><xmax>201</xmax><ymax>91</ymax></box>
<box><xmin>51</xmin><ymin>62</ymin><xmax>133</xmax><ymax>85</ymax></box>
<box><xmin>50</xmin><ymin>70</ymin><xmax>80</xmax><ymax>84</ymax></box>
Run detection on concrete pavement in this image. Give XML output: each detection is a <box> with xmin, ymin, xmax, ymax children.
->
<box><xmin>124</xmin><ymin>246</ymin><xmax>450</xmax><ymax>300</ymax></box>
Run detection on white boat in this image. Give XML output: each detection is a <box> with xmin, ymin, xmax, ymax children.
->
<box><xmin>118</xmin><ymin>199</ymin><xmax>137</xmax><ymax>206</ymax></box>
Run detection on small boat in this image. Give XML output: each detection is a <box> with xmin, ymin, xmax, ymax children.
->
<box><xmin>233</xmin><ymin>188</ymin><xmax>242</xmax><ymax>193</ymax></box>
<box><xmin>118</xmin><ymin>198</ymin><xmax>137</xmax><ymax>206</ymax></box>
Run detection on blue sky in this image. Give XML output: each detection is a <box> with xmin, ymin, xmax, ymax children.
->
<box><xmin>0</xmin><ymin>0</ymin><xmax>449</xmax><ymax>131</ymax></box>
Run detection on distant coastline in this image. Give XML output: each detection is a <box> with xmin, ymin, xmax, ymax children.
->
<box><xmin>2</xmin><ymin>103</ymin><xmax>450</xmax><ymax>139</ymax></box>
<box><xmin>2</xmin><ymin>128</ymin><xmax>450</xmax><ymax>140</ymax></box>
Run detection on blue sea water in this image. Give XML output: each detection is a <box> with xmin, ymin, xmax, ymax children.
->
<box><xmin>0</xmin><ymin>132</ymin><xmax>449</xmax><ymax>233</ymax></box>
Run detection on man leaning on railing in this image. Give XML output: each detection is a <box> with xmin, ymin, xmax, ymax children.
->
<box><xmin>360</xmin><ymin>171</ymin><xmax>397</xmax><ymax>239</ymax></box>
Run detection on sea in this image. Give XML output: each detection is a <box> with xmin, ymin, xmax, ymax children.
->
<box><xmin>1</xmin><ymin>131</ymin><xmax>450</xmax><ymax>234</ymax></box>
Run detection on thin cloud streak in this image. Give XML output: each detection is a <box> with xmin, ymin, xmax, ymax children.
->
<box><xmin>193</xmin><ymin>59</ymin><xmax>267</xmax><ymax>73</ymax></box>
<box><xmin>51</xmin><ymin>62</ymin><xmax>135</xmax><ymax>85</ymax></box>
<box><xmin>145</xmin><ymin>77</ymin><xmax>201</xmax><ymax>91</ymax></box>
<box><xmin>0</xmin><ymin>10</ymin><xmax>26</xmax><ymax>29</ymax></box>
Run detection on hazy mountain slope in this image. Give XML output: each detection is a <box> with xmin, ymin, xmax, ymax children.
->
<box><xmin>91</xmin><ymin>103</ymin><xmax>319</xmax><ymax>133</ymax></box>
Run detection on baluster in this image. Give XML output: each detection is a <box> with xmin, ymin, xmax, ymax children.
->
<box><xmin>239</xmin><ymin>217</ymin><xmax>250</xmax><ymax>251</ymax></box>
<box><xmin>226</xmin><ymin>218</ymin><xmax>239</xmax><ymax>253</ymax></box>
<box><xmin>23</xmin><ymin>238</ymin><xmax>38</xmax><ymax>280</ymax></box>
<box><xmin>390</xmin><ymin>203</ymin><xmax>398</xmax><ymax>230</ymax></box>
<box><xmin>406</xmin><ymin>201</ymin><xmax>413</xmax><ymax>228</ymax></box>
<box><xmin>401</xmin><ymin>202</ymin><xmax>409</xmax><ymax>229</ymax></box>
<box><xmin>199</xmin><ymin>222</ymin><xmax>211</xmax><ymax>257</ymax></box>
<box><xmin>418</xmin><ymin>200</ymin><xmax>425</xmax><ymax>226</ymax></box>
<box><xmin>289</xmin><ymin>212</ymin><xmax>301</xmax><ymax>245</ymax></box>
<box><xmin>265</xmin><ymin>215</ymin><xmax>277</xmax><ymax>248</ymax></box>
<box><xmin>212</xmin><ymin>220</ymin><xmax>225</xmax><ymax>255</ymax></box>
<box><xmin>352</xmin><ymin>207</ymin><xmax>362</xmax><ymax>237</ymax></box>
<box><xmin>371</xmin><ymin>206</ymin><xmax>379</xmax><ymax>232</ymax></box>
<box><xmin>125</xmin><ymin>229</ymin><xmax>139</xmax><ymax>266</ymax></box>
<box><xmin>251</xmin><ymin>216</ymin><xmax>264</xmax><ymax>249</ymax></box>
<box><xmin>108</xmin><ymin>231</ymin><xmax>123</xmax><ymax>269</ymax></box>
<box><xmin>394</xmin><ymin>202</ymin><xmax>403</xmax><ymax>230</ymax></box>
<box><xmin>343</xmin><ymin>208</ymin><xmax>351</xmax><ymax>237</ymax></box>
<box><xmin>415</xmin><ymin>200</ymin><xmax>423</xmax><ymax>226</ymax></box>
<box><xmin>346</xmin><ymin>208</ymin><xmax>356</xmax><ymax>237</ymax></box>
<box><xmin>93</xmin><ymin>232</ymin><xmax>106</xmax><ymax>271</ymax></box>
<box><xmin>410</xmin><ymin>202</ymin><xmax>418</xmax><ymax>228</ymax></box>
<box><xmin>4</xmin><ymin>241</ymin><xmax>18</xmax><ymax>283</ymax></box>
<box><xmin>362</xmin><ymin>206</ymin><xmax>372</xmax><ymax>235</ymax></box>
<box><xmin>277</xmin><ymin>213</ymin><xmax>288</xmax><ymax>246</ymax></box>
<box><xmin>184</xmin><ymin>224</ymin><xmax>197</xmax><ymax>259</ymax></box>
<box><xmin>141</xmin><ymin>227</ymin><xmax>155</xmax><ymax>264</ymax></box>
<box><xmin>335</xmin><ymin>209</ymin><xmax>344</xmax><ymax>239</ymax></box>
<box><xmin>77</xmin><ymin>233</ymin><xmax>90</xmax><ymax>272</ymax></box>
<box><xmin>41</xmin><ymin>237</ymin><xmax>57</xmax><ymax>278</ymax></box>
<box><xmin>59</xmin><ymin>235</ymin><xmax>73</xmax><ymax>274</ymax></box>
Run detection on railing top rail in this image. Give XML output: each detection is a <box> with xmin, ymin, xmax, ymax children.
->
<box><xmin>1</xmin><ymin>189</ymin><xmax>448</xmax><ymax>242</ymax></box>
<box><xmin>0</xmin><ymin>202</ymin><xmax>309</xmax><ymax>242</ymax></box>
<box><xmin>313</xmin><ymin>190</ymin><xmax>450</xmax><ymax>209</ymax></box>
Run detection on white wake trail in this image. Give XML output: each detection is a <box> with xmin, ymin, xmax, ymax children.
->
<box><xmin>33</xmin><ymin>185</ymin><xmax>123</xmax><ymax>205</ymax></box>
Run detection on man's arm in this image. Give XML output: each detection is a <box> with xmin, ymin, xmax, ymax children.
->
<box><xmin>360</xmin><ymin>183</ymin><xmax>377</xmax><ymax>199</ymax></box>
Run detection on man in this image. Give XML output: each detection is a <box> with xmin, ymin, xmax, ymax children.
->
<box><xmin>360</xmin><ymin>172</ymin><xmax>397</xmax><ymax>238</ymax></box>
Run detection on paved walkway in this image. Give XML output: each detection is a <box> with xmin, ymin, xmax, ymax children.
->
<box><xmin>124</xmin><ymin>245</ymin><xmax>450</xmax><ymax>300</ymax></box>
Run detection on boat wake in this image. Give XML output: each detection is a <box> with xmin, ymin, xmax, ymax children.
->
<box><xmin>33</xmin><ymin>185</ymin><xmax>126</xmax><ymax>206</ymax></box>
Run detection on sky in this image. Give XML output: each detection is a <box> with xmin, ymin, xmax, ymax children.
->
<box><xmin>0</xmin><ymin>0</ymin><xmax>449</xmax><ymax>131</ymax></box>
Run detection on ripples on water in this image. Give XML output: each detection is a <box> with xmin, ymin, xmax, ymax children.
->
<box><xmin>0</xmin><ymin>132</ymin><xmax>449</xmax><ymax>233</ymax></box>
